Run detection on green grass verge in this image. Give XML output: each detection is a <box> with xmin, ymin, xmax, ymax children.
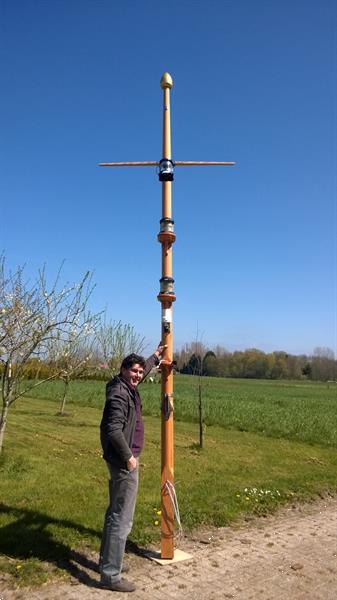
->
<box><xmin>1</xmin><ymin>390</ymin><xmax>337</xmax><ymax>587</ymax></box>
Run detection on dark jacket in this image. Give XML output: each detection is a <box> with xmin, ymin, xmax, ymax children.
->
<box><xmin>100</xmin><ymin>354</ymin><xmax>158</xmax><ymax>468</ymax></box>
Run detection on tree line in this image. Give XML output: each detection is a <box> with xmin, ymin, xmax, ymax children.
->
<box><xmin>174</xmin><ymin>343</ymin><xmax>336</xmax><ymax>382</ymax></box>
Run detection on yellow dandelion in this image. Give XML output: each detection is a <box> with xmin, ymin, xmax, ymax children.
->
<box><xmin>154</xmin><ymin>520</ymin><xmax>159</xmax><ymax>526</ymax></box>
<box><xmin>156</xmin><ymin>510</ymin><xmax>161</xmax><ymax>516</ymax></box>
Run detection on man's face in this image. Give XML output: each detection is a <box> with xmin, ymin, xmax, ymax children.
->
<box><xmin>121</xmin><ymin>363</ymin><xmax>144</xmax><ymax>388</ymax></box>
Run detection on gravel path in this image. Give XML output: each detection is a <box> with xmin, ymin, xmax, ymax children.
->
<box><xmin>1</xmin><ymin>496</ymin><xmax>337</xmax><ymax>600</ymax></box>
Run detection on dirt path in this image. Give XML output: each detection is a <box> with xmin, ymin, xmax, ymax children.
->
<box><xmin>1</xmin><ymin>496</ymin><xmax>337</xmax><ymax>600</ymax></box>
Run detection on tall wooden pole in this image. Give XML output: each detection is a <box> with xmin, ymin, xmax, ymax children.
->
<box><xmin>99</xmin><ymin>72</ymin><xmax>235</xmax><ymax>560</ymax></box>
<box><xmin>157</xmin><ymin>72</ymin><xmax>175</xmax><ymax>559</ymax></box>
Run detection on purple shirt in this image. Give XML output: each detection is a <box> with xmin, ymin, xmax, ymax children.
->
<box><xmin>131</xmin><ymin>387</ymin><xmax>144</xmax><ymax>457</ymax></box>
<box><xmin>120</xmin><ymin>377</ymin><xmax>144</xmax><ymax>457</ymax></box>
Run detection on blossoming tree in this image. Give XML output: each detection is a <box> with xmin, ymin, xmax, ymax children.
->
<box><xmin>95</xmin><ymin>317</ymin><xmax>146</xmax><ymax>379</ymax></box>
<box><xmin>0</xmin><ymin>256</ymin><xmax>98</xmax><ymax>453</ymax></box>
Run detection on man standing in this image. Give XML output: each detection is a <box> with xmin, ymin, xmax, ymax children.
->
<box><xmin>99</xmin><ymin>345</ymin><xmax>165</xmax><ymax>592</ymax></box>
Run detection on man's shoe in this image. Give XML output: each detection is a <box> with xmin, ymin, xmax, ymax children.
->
<box><xmin>100</xmin><ymin>578</ymin><xmax>136</xmax><ymax>593</ymax></box>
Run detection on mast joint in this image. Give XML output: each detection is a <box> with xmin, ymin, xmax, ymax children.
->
<box><xmin>159</xmin><ymin>159</ymin><xmax>175</xmax><ymax>182</ymax></box>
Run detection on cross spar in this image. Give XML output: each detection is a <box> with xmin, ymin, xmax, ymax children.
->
<box><xmin>99</xmin><ymin>72</ymin><xmax>235</xmax><ymax>560</ymax></box>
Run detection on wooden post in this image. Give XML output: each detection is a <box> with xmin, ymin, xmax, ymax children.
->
<box><xmin>157</xmin><ymin>72</ymin><xmax>175</xmax><ymax>559</ymax></box>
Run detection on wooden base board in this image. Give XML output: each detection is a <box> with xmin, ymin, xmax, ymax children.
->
<box><xmin>145</xmin><ymin>548</ymin><xmax>193</xmax><ymax>565</ymax></box>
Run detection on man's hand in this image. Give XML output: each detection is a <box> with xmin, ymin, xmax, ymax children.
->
<box><xmin>127</xmin><ymin>455</ymin><xmax>137</xmax><ymax>471</ymax></box>
<box><xmin>154</xmin><ymin>342</ymin><xmax>167</xmax><ymax>358</ymax></box>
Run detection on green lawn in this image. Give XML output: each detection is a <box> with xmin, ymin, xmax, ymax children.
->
<box><xmin>1</xmin><ymin>376</ymin><xmax>337</xmax><ymax>587</ymax></box>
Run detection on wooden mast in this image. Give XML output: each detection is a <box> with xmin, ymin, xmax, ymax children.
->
<box><xmin>99</xmin><ymin>72</ymin><xmax>235</xmax><ymax>560</ymax></box>
<box><xmin>157</xmin><ymin>72</ymin><xmax>175</xmax><ymax>559</ymax></box>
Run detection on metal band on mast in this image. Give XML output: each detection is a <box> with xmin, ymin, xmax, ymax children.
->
<box><xmin>99</xmin><ymin>72</ymin><xmax>235</xmax><ymax>560</ymax></box>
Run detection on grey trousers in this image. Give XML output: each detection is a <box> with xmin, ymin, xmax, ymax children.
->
<box><xmin>99</xmin><ymin>460</ymin><xmax>139</xmax><ymax>583</ymax></box>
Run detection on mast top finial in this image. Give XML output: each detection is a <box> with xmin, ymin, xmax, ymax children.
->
<box><xmin>160</xmin><ymin>72</ymin><xmax>173</xmax><ymax>89</ymax></box>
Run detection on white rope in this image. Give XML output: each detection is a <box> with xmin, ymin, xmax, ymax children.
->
<box><xmin>163</xmin><ymin>480</ymin><xmax>183</xmax><ymax>535</ymax></box>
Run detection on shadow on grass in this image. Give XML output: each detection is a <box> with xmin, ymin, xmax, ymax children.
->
<box><xmin>0</xmin><ymin>503</ymin><xmax>102</xmax><ymax>587</ymax></box>
<box><xmin>0</xmin><ymin>503</ymin><xmax>153</xmax><ymax>587</ymax></box>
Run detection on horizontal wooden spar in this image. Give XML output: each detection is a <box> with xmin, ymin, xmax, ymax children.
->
<box><xmin>99</xmin><ymin>161</ymin><xmax>159</xmax><ymax>167</ymax></box>
<box><xmin>174</xmin><ymin>161</ymin><xmax>235</xmax><ymax>166</ymax></box>
<box><xmin>99</xmin><ymin>160</ymin><xmax>235</xmax><ymax>167</ymax></box>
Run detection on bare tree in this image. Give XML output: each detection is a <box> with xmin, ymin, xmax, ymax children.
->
<box><xmin>311</xmin><ymin>347</ymin><xmax>336</xmax><ymax>381</ymax></box>
<box><xmin>95</xmin><ymin>316</ymin><xmax>146</xmax><ymax>379</ymax></box>
<box><xmin>194</xmin><ymin>328</ymin><xmax>206</xmax><ymax>449</ymax></box>
<box><xmin>175</xmin><ymin>341</ymin><xmax>207</xmax><ymax>372</ymax></box>
<box><xmin>181</xmin><ymin>326</ymin><xmax>206</xmax><ymax>448</ymax></box>
<box><xmin>47</xmin><ymin>328</ymin><xmax>99</xmax><ymax>415</ymax></box>
<box><xmin>0</xmin><ymin>256</ymin><xmax>97</xmax><ymax>453</ymax></box>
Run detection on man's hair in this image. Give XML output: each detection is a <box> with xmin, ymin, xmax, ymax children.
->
<box><xmin>120</xmin><ymin>353</ymin><xmax>146</xmax><ymax>371</ymax></box>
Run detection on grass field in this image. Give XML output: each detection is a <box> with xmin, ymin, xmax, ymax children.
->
<box><xmin>30</xmin><ymin>375</ymin><xmax>337</xmax><ymax>446</ymax></box>
<box><xmin>1</xmin><ymin>375</ymin><xmax>337</xmax><ymax>587</ymax></box>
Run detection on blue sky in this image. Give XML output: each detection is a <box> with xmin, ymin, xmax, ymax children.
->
<box><xmin>1</xmin><ymin>0</ymin><xmax>336</xmax><ymax>356</ymax></box>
